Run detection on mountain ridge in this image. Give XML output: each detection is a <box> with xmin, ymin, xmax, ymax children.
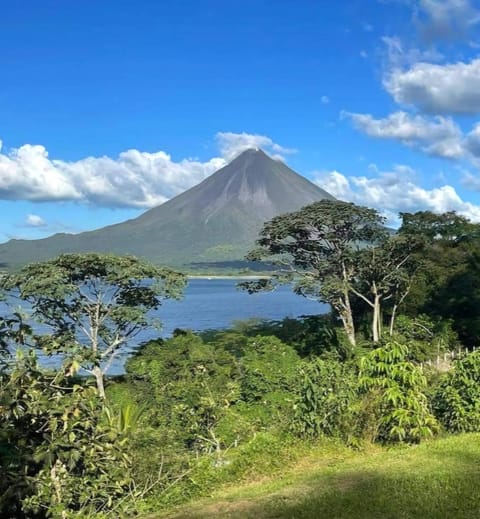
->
<box><xmin>0</xmin><ymin>149</ymin><xmax>335</xmax><ymax>269</ymax></box>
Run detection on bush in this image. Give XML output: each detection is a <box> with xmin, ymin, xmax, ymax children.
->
<box><xmin>359</xmin><ymin>341</ymin><xmax>438</xmax><ymax>443</ymax></box>
<box><xmin>239</xmin><ymin>336</ymin><xmax>301</xmax><ymax>429</ymax></box>
<box><xmin>393</xmin><ymin>314</ymin><xmax>459</xmax><ymax>362</ymax></box>
<box><xmin>432</xmin><ymin>351</ymin><xmax>480</xmax><ymax>432</ymax></box>
<box><xmin>126</xmin><ymin>332</ymin><xmax>240</xmax><ymax>453</ymax></box>
<box><xmin>0</xmin><ymin>351</ymin><xmax>132</xmax><ymax>518</ymax></box>
<box><xmin>293</xmin><ymin>358</ymin><xmax>359</xmax><ymax>442</ymax></box>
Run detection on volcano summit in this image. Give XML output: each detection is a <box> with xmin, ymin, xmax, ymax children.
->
<box><xmin>0</xmin><ymin>149</ymin><xmax>334</xmax><ymax>269</ymax></box>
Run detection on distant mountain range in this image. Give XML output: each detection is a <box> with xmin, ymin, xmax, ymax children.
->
<box><xmin>0</xmin><ymin>149</ymin><xmax>335</xmax><ymax>269</ymax></box>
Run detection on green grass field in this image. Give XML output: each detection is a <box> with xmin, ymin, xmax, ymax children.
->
<box><xmin>148</xmin><ymin>434</ymin><xmax>480</xmax><ymax>519</ymax></box>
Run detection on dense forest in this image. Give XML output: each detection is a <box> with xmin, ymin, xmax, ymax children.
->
<box><xmin>2</xmin><ymin>200</ymin><xmax>480</xmax><ymax>518</ymax></box>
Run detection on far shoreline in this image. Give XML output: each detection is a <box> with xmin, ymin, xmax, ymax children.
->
<box><xmin>187</xmin><ymin>275</ymin><xmax>271</xmax><ymax>280</ymax></box>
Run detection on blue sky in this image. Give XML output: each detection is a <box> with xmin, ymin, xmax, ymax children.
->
<box><xmin>1</xmin><ymin>0</ymin><xmax>480</xmax><ymax>242</ymax></box>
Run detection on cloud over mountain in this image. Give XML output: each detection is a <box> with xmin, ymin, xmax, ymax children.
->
<box><xmin>215</xmin><ymin>132</ymin><xmax>296</xmax><ymax>161</ymax></box>
<box><xmin>0</xmin><ymin>133</ymin><xmax>292</xmax><ymax>209</ymax></box>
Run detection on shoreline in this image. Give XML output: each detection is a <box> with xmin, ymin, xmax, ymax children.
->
<box><xmin>187</xmin><ymin>275</ymin><xmax>270</xmax><ymax>280</ymax></box>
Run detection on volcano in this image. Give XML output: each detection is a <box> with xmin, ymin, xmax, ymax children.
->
<box><xmin>0</xmin><ymin>149</ymin><xmax>335</xmax><ymax>269</ymax></box>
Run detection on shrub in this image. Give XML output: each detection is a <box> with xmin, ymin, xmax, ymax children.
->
<box><xmin>393</xmin><ymin>314</ymin><xmax>458</xmax><ymax>362</ymax></box>
<box><xmin>126</xmin><ymin>332</ymin><xmax>240</xmax><ymax>452</ymax></box>
<box><xmin>0</xmin><ymin>351</ymin><xmax>132</xmax><ymax>518</ymax></box>
<box><xmin>238</xmin><ymin>336</ymin><xmax>301</xmax><ymax>429</ymax></box>
<box><xmin>359</xmin><ymin>341</ymin><xmax>438</xmax><ymax>443</ymax></box>
<box><xmin>293</xmin><ymin>358</ymin><xmax>359</xmax><ymax>441</ymax></box>
<box><xmin>432</xmin><ymin>350</ymin><xmax>480</xmax><ymax>432</ymax></box>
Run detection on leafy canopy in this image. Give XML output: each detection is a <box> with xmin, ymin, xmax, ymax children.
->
<box><xmin>0</xmin><ymin>253</ymin><xmax>186</xmax><ymax>396</ymax></box>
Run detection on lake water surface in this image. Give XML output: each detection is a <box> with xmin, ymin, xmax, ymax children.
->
<box><xmin>7</xmin><ymin>278</ymin><xmax>328</xmax><ymax>373</ymax></box>
<box><xmin>149</xmin><ymin>278</ymin><xmax>326</xmax><ymax>336</ymax></box>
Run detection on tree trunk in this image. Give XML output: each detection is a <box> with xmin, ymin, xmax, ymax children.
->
<box><xmin>337</xmin><ymin>297</ymin><xmax>356</xmax><ymax>347</ymax></box>
<box><xmin>372</xmin><ymin>295</ymin><xmax>381</xmax><ymax>342</ymax></box>
<box><xmin>389</xmin><ymin>304</ymin><xmax>398</xmax><ymax>336</ymax></box>
<box><xmin>92</xmin><ymin>365</ymin><xmax>106</xmax><ymax>399</ymax></box>
<box><xmin>340</xmin><ymin>262</ymin><xmax>356</xmax><ymax>347</ymax></box>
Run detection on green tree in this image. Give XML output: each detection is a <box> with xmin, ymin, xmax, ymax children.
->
<box><xmin>352</xmin><ymin>234</ymin><xmax>422</xmax><ymax>341</ymax></box>
<box><xmin>399</xmin><ymin>211</ymin><xmax>480</xmax><ymax>345</ymax></box>
<box><xmin>0</xmin><ymin>253</ymin><xmax>186</xmax><ymax>398</ymax></box>
<box><xmin>244</xmin><ymin>200</ymin><xmax>386</xmax><ymax>347</ymax></box>
<box><xmin>399</xmin><ymin>210</ymin><xmax>474</xmax><ymax>243</ymax></box>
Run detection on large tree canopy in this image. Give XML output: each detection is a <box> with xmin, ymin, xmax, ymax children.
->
<box><xmin>245</xmin><ymin>200</ymin><xmax>388</xmax><ymax>346</ymax></box>
<box><xmin>0</xmin><ymin>253</ymin><xmax>186</xmax><ymax>397</ymax></box>
<box><xmin>398</xmin><ymin>211</ymin><xmax>480</xmax><ymax>346</ymax></box>
<box><xmin>245</xmin><ymin>200</ymin><xmax>422</xmax><ymax>346</ymax></box>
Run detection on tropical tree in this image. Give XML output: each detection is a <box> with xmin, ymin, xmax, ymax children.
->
<box><xmin>352</xmin><ymin>234</ymin><xmax>422</xmax><ymax>341</ymax></box>
<box><xmin>398</xmin><ymin>210</ymin><xmax>480</xmax><ymax>345</ymax></box>
<box><xmin>399</xmin><ymin>210</ymin><xmax>474</xmax><ymax>242</ymax></box>
<box><xmin>244</xmin><ymin>200</ymin><xmax>388</xmax><ymax>346</ymax></box>
<box><xmin>0</xmin><ymin>253</ymin><xmax>186</xmax><ymax>398</ymax></box>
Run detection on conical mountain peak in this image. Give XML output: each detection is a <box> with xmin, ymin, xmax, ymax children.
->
<box><xmin>0</xmin><ymin>150</ymin><xmax>335</xmax><ymax>268</ymax></box>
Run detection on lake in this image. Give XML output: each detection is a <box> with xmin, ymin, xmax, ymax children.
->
<box><xmin>149</xmin><ymin>278</ymin><xmax>326</xmax><ymax>336</ymax></box>
<box><xmin>5</xmin><ymin>278</ymin><xmax>328</xmax><ymax>373</ymax></box>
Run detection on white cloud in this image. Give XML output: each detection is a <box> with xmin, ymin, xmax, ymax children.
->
<box><xmin>215</xmin><ymin>132</ymin><xmax>296</xmax><ymax>161</ymax></box>
<box><xmin>321</xmin><ymin>95</ymin><xmax>330</xmax><ymax>104</ymax></box>
<box><xmin>346</xmin><ymin>110</ymin><xmax>464</xmax><ymax>158</ymax></box>
<box><xmin>381</xmin><ymin>35</ymin><xmax>443</xmax><ymax>69</ymax></box>
<box><xmin>382</xmin><ymin>0</ymin><xmax>480</xmax><ymax>41</ymax></box>
<box><xmin>385</xmin><ymin>58</ymin><xmax>480</xmax><ymax>114</ymax></box>
<box><xmin>464</xmin><ymin>122</ymin><xmax>480</xmax><ymax>157</ymax></box>
<box><xmin>0</xmin><ymin>132</ymin><xmax>290</xmax><ymax>209</ymax></box>
<box><xmin>24</xmin><ymin>214</ymin><xmax>47</xmax><ymax>227</ymax></box>
<box><xmin>314</xmin><ymin>165</ymin><xmax>480</xmax><ymax>224</ymax></box>
<box><xmin>415</xmin><ymin>0</ymin><xmax>480</xmax><ymax>42</ymax></box>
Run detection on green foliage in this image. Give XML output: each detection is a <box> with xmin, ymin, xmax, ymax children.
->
<box><xmin>432</xmin><ymin>246</ymin><xmax>480</xmax><ymax>347</ymax></box>
<box><xmin>239</xmin><ymin>336</ymin><xmax>300</xmax><ymax>428</ymax></box>
<box><xmin>126</xmin><ymin>332</ymin><xmax>240</xmax><ymax>452</ymax></box>
<box><xmin>433</xmin><ymin>351</ymin><xmax>480</xmax><ymax>432</ymax></box>
<box><xmin>393</xmin><ymin>314</ymin><xmax>458</xmax><ymax>362</ymax></box>
<box><xmin>0</xmin><ymin>253</ymin><xmax>186</xmax><ymax>397</ymax></box>
<box><xmin>399</xmin><ymin>210</ymin><xmax>474</xmax><ymax>243</ymax></box>
<box><xmin>293</xmin><ymin>358</ymin><xmax>359</xmax><ymax>441</ymax></box>
<box><xmin>203</xmin><ymin>314</ymin><xmax>344</xmax><ymax>359</ymax></box>
<box><xmin>0</xmin><ymin>350</ymin><xmax>132</xmax><ymax>518</ymax></box>
<box><xmin>399</xmin><ymin>210</ymin><xmax>480</xmax><ymax>347</ymax></box>
<box><xmin>359</xmin><ymin>341</ymin><xmax>438</xmax><ymax>443</ymax></box>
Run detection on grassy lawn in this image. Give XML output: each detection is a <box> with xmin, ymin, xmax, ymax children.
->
<box><xmin>147</xmin><ymin>433</ymin><xmax>480</xmax><ymax>519</ymax></box>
